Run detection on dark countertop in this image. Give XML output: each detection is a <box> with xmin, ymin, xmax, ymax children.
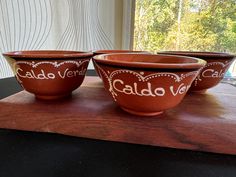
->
<box><xmin>0</xmin><ymin>70</ymin><xmax>236</xmax><ymax>177</ymax></box>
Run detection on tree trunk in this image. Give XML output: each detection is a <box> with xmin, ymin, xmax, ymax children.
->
<box><xmin>176</xmin><ymin>0</ymin><xmax>183</xmax><ymax>50</ymax></box>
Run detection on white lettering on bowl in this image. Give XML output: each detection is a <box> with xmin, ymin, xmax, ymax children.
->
<box><xmin>14</xmin><ymin>60</ymin><xmax>90</xmax><ymax>82</ymax></box>
<box><xmin>94</xmin><ymin>62</ymin><xmax>197</xmax><ymax>100</ymax></box>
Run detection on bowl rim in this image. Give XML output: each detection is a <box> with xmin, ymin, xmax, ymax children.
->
<box><xmin>93</xmin><ymin>53</ymin><xmax>207</xmax><ymax>70</ymax></box>
<box><xmin>2</xmin><ymin>50</ymin><xmax>93</xmax><ymax>59</ymax></box>
<box><xmin>157</xmin><ymin>51</ymin><xmax>235</xmax><ymax>59</ymax></box>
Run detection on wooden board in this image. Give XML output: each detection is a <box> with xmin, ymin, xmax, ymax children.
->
<box><xmin>0</xmin><ymin>76</ymin><xmax>236</xmax><ymax>155</ymax></box>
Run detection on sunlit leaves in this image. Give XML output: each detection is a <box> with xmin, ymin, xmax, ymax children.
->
<box><xmin>134</xmin><ymin>0</ymin><xmax>236</xmax><ymax>53</ymax></box>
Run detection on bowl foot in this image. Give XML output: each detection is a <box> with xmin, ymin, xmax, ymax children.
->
<box><xmin>35</xmin><ymin>93</ymin><xmax>71</xmax><ymax>100</ymax></box>
<box><xmin>121</xmin><ymin>107</ymin><xmax>163</xmax><ymax>117</ymax></box>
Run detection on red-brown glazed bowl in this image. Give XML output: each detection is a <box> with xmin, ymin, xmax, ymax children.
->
<box><xmin>2</xmin><ymin>50</ymin><xmax>93</xmax><ymax>100</ymax></box>
<box><xmin>158</xmin><ymin>51</ymin><xmax>235</xmax><ymax>92</ymax></box>
<box><xmin>93</xmin><ymin>54</ymin><xmax>206</xmax><ymax>116</ymax></box>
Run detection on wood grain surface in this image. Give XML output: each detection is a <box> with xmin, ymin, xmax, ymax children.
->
<box><xmin>0</xmin><ymin>76</ymin><xmax>236</xmax><ymax>155</ymax></box>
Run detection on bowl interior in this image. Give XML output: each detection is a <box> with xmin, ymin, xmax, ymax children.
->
<box><xmin>94</xmin><ymin>53</ymin><xmax>206</xmax><ymax>70</ymax></box>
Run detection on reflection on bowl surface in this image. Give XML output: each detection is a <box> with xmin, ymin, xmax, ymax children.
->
<box><xmin>2</xmin><ymin>50</ymin><xmax>93</xmax><ymax>100</ymax></box>
<box><xmin>93</xmin><ymin>53</ymin><xmax>206</xmax><ymax>116</ymax></box>
<box><xmin>158</xmin><ymin>51</ymin><xmax>235</xmax><ymax>92</ymax></box>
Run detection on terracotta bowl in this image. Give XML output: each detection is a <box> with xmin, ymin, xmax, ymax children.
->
<box><xmin>158</xmin><ymin>51</ymin><xmax>235</xmax><ymax>92</ymax></box>
<box><xmin>2</xmin><ymin>50</ymin><xmax>93</xmax><ymax>100</ymax></box>
<box><xmin>93</xmin><ymin>53</ymin><xmax>206</xmax><ymax>116</ymax></box>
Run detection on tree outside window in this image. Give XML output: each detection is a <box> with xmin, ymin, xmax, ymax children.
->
<box><xmin>134</xmin><ymin>0</ymin><xmax>236</xmax><ymax>77</ymax></box>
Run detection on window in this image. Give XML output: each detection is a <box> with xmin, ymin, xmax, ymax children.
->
<box><xmin>133</xmin><ymin>0</ymin><xmax>236</xmax><ymax>78</ymax></box>
<box><xmin>134</xmin><ymin>0</ymin><xmax>236</xmax><ymax>53</ymax></box>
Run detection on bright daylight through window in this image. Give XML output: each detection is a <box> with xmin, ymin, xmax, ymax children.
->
<box><xmin>134</xmin><ymin>0</ymin><xmax>236</xmax><ymax>78</ymax></box>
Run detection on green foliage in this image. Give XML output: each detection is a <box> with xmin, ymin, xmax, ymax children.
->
<box><xmin>134</xmin><ymin>0</ymin><xmax>236</xmax><ymax>54</ymax></box>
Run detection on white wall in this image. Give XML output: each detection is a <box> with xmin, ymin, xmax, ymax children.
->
<box><xmin>0</xmin><ymin>0</ymin><xmax>134</xmax><ymax>78</ymax></box>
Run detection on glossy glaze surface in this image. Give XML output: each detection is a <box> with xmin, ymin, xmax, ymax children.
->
<box><xmin>3</xmin><ymin>50</ymin><xmax>93</xmax><ymax>100</ymax></box>
<box><xmin>158</xmin><ymin>51</ymin><xmax>235</xmax><ymax>91</ymax></box>
<box><xmin>93</xmin><ymin>54</ymin><xmax>206</xmax><ymax>116</ymax></box>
